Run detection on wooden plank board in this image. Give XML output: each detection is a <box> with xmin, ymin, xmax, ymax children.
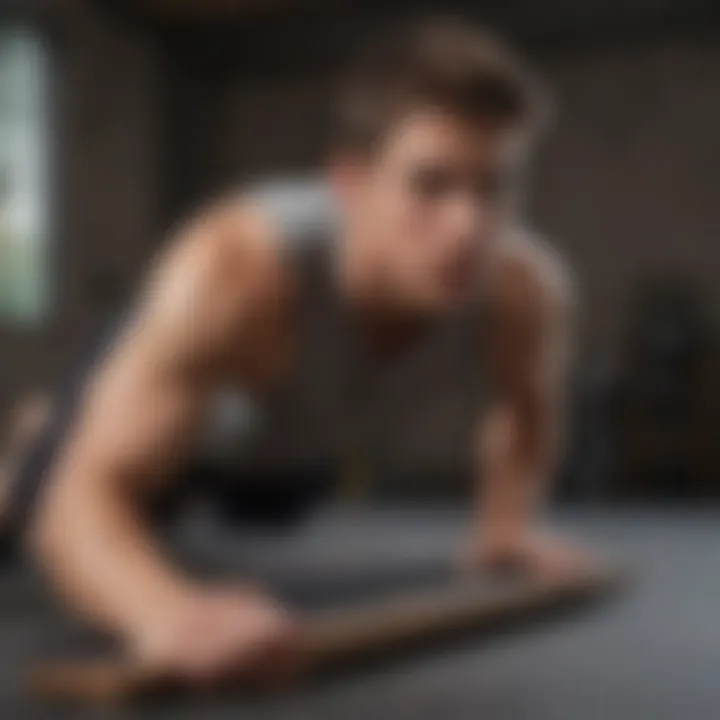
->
<box><xmin>28</xmin><ymin>567</ymin><xmax>627</xmax><ymax>705</ymax></box>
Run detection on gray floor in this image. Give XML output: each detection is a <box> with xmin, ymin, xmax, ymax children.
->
<box><xmin>3</xmin><ymin>505</ymin><xmax>720</xmax><ymax>719</ymax></box>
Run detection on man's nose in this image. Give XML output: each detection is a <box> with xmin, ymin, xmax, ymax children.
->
<box><xmin>443</xmin><ymin>196</ymin><xmax>487</xmax><ymax>243</ymax></box>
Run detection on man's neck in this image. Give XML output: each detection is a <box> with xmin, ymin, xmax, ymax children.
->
<box><xmin>335</xmin><ymin>228</ymin><xmax>435</xmax><ymax>356</ymax></box>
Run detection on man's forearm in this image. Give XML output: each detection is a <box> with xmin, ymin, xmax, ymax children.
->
<box><xmin>475</xmin><ymin>402</ymin><xmax>557</xmax><ymax>538</ymax></box>
<box><xmin>30</xmin><ymin>462</ymin><xmax>193</xmax><ymax>642</ymax></box>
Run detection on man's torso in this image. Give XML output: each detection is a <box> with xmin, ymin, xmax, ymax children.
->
<box><xmin>198</xmin><ymin>179</ymin><xmax>487</xmax><ymax>490</ymax></box>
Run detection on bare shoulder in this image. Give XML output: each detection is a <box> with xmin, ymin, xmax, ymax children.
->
<box><xmin>157</xmin><ymin>195</ymin><xmax>289</xmax><ymax>318</ymax></box>
<box><xmin>483</xmin><ymin>228</ymin><xmax>576</xmax><ymax>388</ymax></box>
<box><xmin>491</xmin><ymin>227</ymin><xmax>575</xmax><ymax>319</ymax></box>
<box><xmin>128</xmin><ymin>195</ymin><xmax>293</xmax><ymax>367</ymax></box>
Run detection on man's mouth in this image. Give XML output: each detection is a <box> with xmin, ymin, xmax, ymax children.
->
<box><xmin>437</xmin><ymin>256</ymin><xmax>476</xmax><ymax>293</ymax></box>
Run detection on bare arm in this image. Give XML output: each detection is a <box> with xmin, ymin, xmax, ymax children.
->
<box><xmin>470</xmin><ymin>233</ymin><xmax>577</xmax><ymax>567</ymax></box>
<box><xmin>30</xmin><ymin>203</ymin><xmax>284</xmax><ymax>644</ymax></box>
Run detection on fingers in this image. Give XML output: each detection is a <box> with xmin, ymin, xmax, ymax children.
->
<box><xmin>459</xmin><ymin>531</ymin><xmax>601</xmax><ymax>582</ymax></box>
<box><xmin>159</xmin><ymin>592</ymin><xmax>302</xmax><ymax>692</ymax></box>
<box><xmin>236</xmin><ymin>616</ymin><xmax>306</xmax><ymax>690</ymax></box>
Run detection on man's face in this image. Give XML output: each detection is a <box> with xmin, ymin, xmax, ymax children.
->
<box><xmin>333</xmin><ymin>107</ymin><xmax>523</xmax><ymax>312</ymax></box>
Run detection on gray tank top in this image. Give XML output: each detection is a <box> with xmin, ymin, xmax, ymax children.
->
<box><xmin>201</xmin><ymin>178</ymin><xmax>486</xmax><ymax>491</ymax></box>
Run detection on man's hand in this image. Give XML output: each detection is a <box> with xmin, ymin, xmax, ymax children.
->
<box><xmin>460</xmin><ymin>528</ymin><xmax>600</xmax><ymax>581</ymax></box>
<box><xmin>132</xmin><ymin>587</ymin><xmax>303</xmax><ymax>690</ymax></box>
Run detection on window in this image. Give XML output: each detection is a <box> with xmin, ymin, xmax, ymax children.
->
<box><xmin>0</xmin><ymin>26</ymin><xmax>49</xmax><ymax>324</ymax></box>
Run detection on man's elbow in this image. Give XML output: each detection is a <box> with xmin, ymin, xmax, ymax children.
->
<box><xmin>26</xmin><ymin>463</ymin><xmax>78</xmax><ymax>570</ymax></box>
<box><xmin>26</xmin><ymin>453</ymin><xmax>112</xmax><ymax>570</ymax></box>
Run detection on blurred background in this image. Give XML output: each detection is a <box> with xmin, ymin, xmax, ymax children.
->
<box><xmin>0</xmin><ymin>0</ymin><xmax>719</xmax><ymax>506</ymax></box>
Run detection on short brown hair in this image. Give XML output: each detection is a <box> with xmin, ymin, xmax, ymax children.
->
<box><xmin>336</xmin><ymin>18</ymin><xmax>550</xmax><ymax>151</ymax></box>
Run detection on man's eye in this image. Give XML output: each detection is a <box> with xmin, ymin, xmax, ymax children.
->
<box><xmin>410</xmin><ymin>168</ymin><xmax>454</xmax><ymax>198</ymax></box>
<box><xmin>473</xmin><ymin>171</ymin><xmax>506</xmax><ymax>200</ymax></box>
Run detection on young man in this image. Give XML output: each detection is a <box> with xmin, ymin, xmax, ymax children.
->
<box><xmin>8</xmin><ymin>20</ymin><xmax>592</xmax><ymax>687</ymax></box>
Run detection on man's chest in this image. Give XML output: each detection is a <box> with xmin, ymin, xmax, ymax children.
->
<box><xmin>204</xmin><ymin>308</ymin><xmax>485</xmax><ymax>482</ymax></box>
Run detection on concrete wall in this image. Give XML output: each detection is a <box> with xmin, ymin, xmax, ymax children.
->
<box><xmin>532</xmin><ymin>34</ymin><xmax>720</xmax><ymax>358</ymax></box>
